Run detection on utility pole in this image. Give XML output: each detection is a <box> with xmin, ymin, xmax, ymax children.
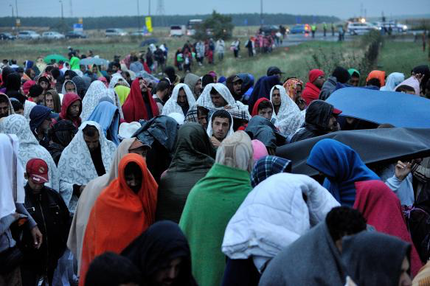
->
<box><xmin>148</xmin><ymin>0</ymin><xmax>151</xmax><ymax>16</ymax></box>
<box><xmin>260</xmin><ymin>0</ymin><xmax>263</xmax><ymax>27</ymax></box>
<box><xmin>59</xmin><ymin>0</ymin><xmax>64</xmax><ymax>20</ymax></box>
<box><xmin>137</xmin><ymin>0</ymin><xmax>141</xmax><ymax>30</ymax></box>
<box><xmin>9</xmin><ymin>4</ymin><xmax>14</xmax><ymax>19</ymax></box>
<box><xmin>15</xmin><ymin>0</ymin><xmax>18</xmax><ymax>19</ymax></box>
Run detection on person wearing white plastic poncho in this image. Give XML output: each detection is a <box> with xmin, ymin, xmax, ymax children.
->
<box><xmin>269</xmin><ymin>85</ymin><xmax>305</xmax><ymax>137</ymax></box>
<box><xmin>221</xmin><ymin>173</ymin><xmax>339</xmax><ymax>284</ymax></box>
<box><xmin>206</xmin><ymin>110</ymin><xmax>234</xmax><ymax>147</ymax></box>
<box><xmin>57</xmin><ymin>121</ymin><xmax>116</xmax><ymax>213</ymax></box>
<box><xmin>0</xmin><ymin>114</ymin><xmax>59</xmax><ymax>191</ymax></box>
<box><xmin>162</xmin><ymin>83</ymin><xmax>196</xmax><ymax>117</ymax></box>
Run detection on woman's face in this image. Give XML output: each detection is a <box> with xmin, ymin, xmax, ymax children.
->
<box><xmin>65</xmin><ymin>82</ymin><xmax>76</xmax><ymax>93</ymax></box>
<box><xmin>271</xmin><ymin>88</ymin><xmax>281</xmax><ymax>106</ymax></box>
<box><xmin>40</xmin><ymin>80</ymin><xmax>49</xmax><ymax>90</ymax></box>
<box><xmin>92</xmin><ymin>65</ymin><xmax>98</xmax><ymax>73</ymax></box>
<box><xmin>45</xmin><ymin>94</ymin><xmax>54</xmax><ymax>109</ymax></box>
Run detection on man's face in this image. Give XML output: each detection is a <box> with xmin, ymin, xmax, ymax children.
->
<box><xmin>45</xmin><ymin>94</ymin><xmax>54</xmax><ymax>110</ymax></box>
<box><xmin>35</xmin><ymin>94</ymin><xmax>45</xmax><ymax>105</ymax></box>
<box><xmin>177</xmin><ymin>89</ymin><xmax>187</xmax><ymax>106</ymax></box>
<box><xmin>83</xmin><ymin>131</ymin><xmax>100</xmax><ymax>152</ymax></box>
<box><xmin>258</xmin><ymin>107</ymin><xmax>273</xmax><ymax>120</ymax></box>
<box><xmin>40</xmin><ymin>119</ymin><xmax>51</xmax><ymax>134</ymax></box>
<box><xmin>194</xmin><ymin>80</ymin><xmax>202</xmax><ymax>97</ymax></box>
<box><xmin>349</xmin><ymin>76</ymin><xmax>360</xmax><ymax>87</ymax></box>
<box><xmin>80</xmin><ymin>65</ymin><xmax>86</xmax><ymax>73</ymax></box>
<box><xmin>139</xmin><ymin>79</ymin><xmax>148</xmax><ymax>94</ymax></box>
<box><xmin>233</xmin><ymin>81</ymin><xmax>242</xmax><ymax>95</ymax></box>
<box><xmin>68</xmin><ymin>101</ymin><xmax>81</xmax><ymax>118</ymax></box>
<box><xmin>212</xmin><ymin>117</ymin><xmax>230</xmax><ymax>141</ymax></box>
<box><xmin>112</xmin><ymin>65</ymin><xmax>119</xmax><ymax>72</ymax></box>
<box><xmin>271</xmin><ymin>89</ymin><xmax>281</xmax><ymax>106</ymax></box>
<box><xmin>0</xmin><ymin>102</ymin><xmax>9</xmax><ymax>118</ymax></box>
<box><xmin>125</xmin><ymin>169</ymin><xmax>142</xmax><ymax>194</ymax></box>
<box><xmin>30</xmin><ymin>70</ymin><xmax>36</xmax><ymax>79</ymax></box>
<box><xmin>197</xmin><ymin>112</ymin><xmax>208</xmax><ymax>130</ymax></box>
<box><xmin>28</xmin><ymin>177</ymin><xmax>45</xmax><ymax>194</ymax></box>
<box><xmin>328</xmin><ymin>115</ymin><xmax>339</xmax><ymax>132</ymax></box>
<box><xmin>152</xmin><ymin>257</ymin><xmax>182</xmax><ymax>286</ymax></box>
<box><xmin>92</xmin><ymin>66</ymin><xmax>98</xmax><ymax>73</ymax></box>
<box><xmin>65</xmin><ymin>82</ymin><xmax>76</xmax><ymax>93</ymax></box>
<box><xmin>398</xmin><ymin>257</ymin><xmax>412</xmax><ymax>286</ymax></box>
<box><xmin>210</xmin><ymin>92</ymin><xmax>227</xmax><ymax>108</ymax></box>
<box><xmin>313</xmin><ymin>75</ymin><xmax>325</xmax><ymax>89</ymax></box>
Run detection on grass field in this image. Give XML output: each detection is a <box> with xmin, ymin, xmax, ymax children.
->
<box><xmin>0</xmin><ymin>31</ymin><xmax>428</xmax><ymax>81</ymax></box>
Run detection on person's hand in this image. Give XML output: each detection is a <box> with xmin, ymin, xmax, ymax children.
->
<box><xmin>395</xmin><ymin>161</ymin><xmax>412</xmax><ymax>181</ymax></box>
<box><xmin>30</xmin><ymin>226</ymin><xmax>43</xmax><ymax>249</ymax></box>
<box><xmin>210</xmin><ymin>137</ymin><xmax>221</xmax><ymax>147</ymax></box>
<box><xmin>224</xmin><ymin>105</ymin><xmax>233</xmax><ymax>110</ymax></box>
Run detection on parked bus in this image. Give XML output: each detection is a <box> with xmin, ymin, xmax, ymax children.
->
<box><xmin>187</xmin><ymin>19</ymin><xmax>203</xmax><ymax>36</ymax></box>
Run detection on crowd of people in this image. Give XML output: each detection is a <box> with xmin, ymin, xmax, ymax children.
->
<box><xmin>0</xmin><ymin>47</ymin><xmax>430</xmax><ymax>286</ymax></box>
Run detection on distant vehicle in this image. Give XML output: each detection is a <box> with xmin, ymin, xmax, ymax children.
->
<box><xmin>65</xmin><ymin>31</ymin><xmax>87</xmax><ymax>39</ymax></box>
<box><xmin>0</xmin><ymin>32</ymin><xmax>15</xmax><ymax>40</ymax></box>
<box><xmin>130</xmin><ymin>30</ymin><xmax>150</xmax><ymax>36</ymax></box>
<box><xmin>347</xmin><ymin>22</ymin><xmax>379</xmax><ymax>35</ymax></box>
<box><xmin>187</xmin><ymin>19</ymin><xmax>203</xmax><ymax>36</ymax></box>
<box><xmin>42</xmin><ymin>31</ymin><xmax>65</xmax><ymax>39</ymax></box>
<box><xmin>259</xmin><ymin>25</ymin><xmax>279</xmax><ymax>35</ymax></box>
<box><xmin>375</xmin><ymin>21</ymin><xmax>408</xmax><ymax>33</ymax></box>
<box><xmin>290</xmin><ymin>24</ymin><xmax>310</xmax><ymax>34</ymax></box>
<box><xmin>17</xmin><ymin>30</ymin><xmax>41</xmax><ymax>40</ymax></box>
<box><xmin>105</xmin><ymin>28</ymin><xmax>128</xmax><ymax>37</ymax></box>
<box><xmin>170</xmin><ymin>25</ymin><xmax>186</xmax><ymax>37</ymax></box>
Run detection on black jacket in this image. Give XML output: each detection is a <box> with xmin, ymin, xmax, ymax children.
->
<box><xmin>21</xmin><ymin>184</ymin><xmax>70</xmax><ymax>274</ymax></box>
<box><xmin>290</xmin><ymin>100</ymin><xmax>334</xmax><ymax>143</ymax></box>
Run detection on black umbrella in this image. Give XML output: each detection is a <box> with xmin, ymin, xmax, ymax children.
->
<box><xmin>139</xmin><ymin>38</ymin><xmax>158</xmax><ymax>47</ymax></box>
<box><xmin>276</xmin><ymin>128</ymin><xmax>430</xmax><ymax>176</ymax></box>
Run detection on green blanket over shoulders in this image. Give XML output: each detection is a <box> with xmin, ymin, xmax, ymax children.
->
<box><xmin>179</xmin><ymin>163</ymin><xmax>252</xmax><ymax>286</ymax></box>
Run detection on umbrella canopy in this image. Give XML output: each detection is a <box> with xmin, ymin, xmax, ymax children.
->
<box><xmin>326</xmin><ymin>87</ymin><xmax>430</xmax><ymax>128</ymax></box>
<box><xmin>134</xmin><ymin>71</ymin><xmax>159</xmax><ymax>83</ymax></box>
<box><xmin>44</xmin><ymin>54</ymin><xmax>68</xmax><ymax>64</ymax></box>
<box><xmin>140</xmin><ymin>38</ymin><xmax>158</xmax><ymax>47</ymax></box>
<box><xmin>79</xmin><ymin>57</ymin><xmax>109</xmax><ymax>67</ymax></box>
<box><xmin>276</xmin><ymin>128</ymin><xmax>430</xmax><ymax>176</ymax></box>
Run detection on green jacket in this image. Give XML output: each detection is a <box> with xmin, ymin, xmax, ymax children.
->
<box><xmin>179</xmin><ymin>163</ymin><xmax>252</xmax><ymax>286</ymax></box>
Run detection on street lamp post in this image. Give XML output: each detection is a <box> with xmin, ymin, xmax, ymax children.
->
<box><xmin>59</xmin><ymin>0</ymin><xmax>64</xmax><ymax>20</ymax></box>
<box><xmin>260</xmin><ymin>0</ymin><xmax>264</xmax><ymax>27</ymax></box>
<box><xmin>9</xmin><ymin>4</ymin><xmax>14</xmax><ymax>19</ymax></box>
<box><xmin>137</xmin><ymin>0</ymin><xmax>141</xmax><ymax>31</ymax></box>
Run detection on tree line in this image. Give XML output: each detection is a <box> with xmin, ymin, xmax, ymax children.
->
<box><xmin>0</xmin><ymin>13</ymin><xmax>340</xmax><ymax>30</ymax></box>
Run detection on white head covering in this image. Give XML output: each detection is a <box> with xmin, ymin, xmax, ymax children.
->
<box><xmin>62</xmin><ymin>80</ymin><xmax>77</xmax><ymax>95</ymax></box>
<box><xmin>0</xmin><ymin>114</ymin><xmax>59</xmax><ymax>191</ymax></box>
<box><xmin>380</xmin><ymin>72</ymin><xmax>405</xmax><ymax>92</ymax></box>
<box><xmin>206</xmin><ymin>110</ymin><xmax>234</xmax><ymax>138</ymax></box>
<box><xmin>0</xmin><ymin>93</ymin><xmax>14</xmax><ymax>117</ymax></box>
<box><xmin>80</xmin><ymin>80</ymin><xmax>111</xmax><ymax>121</ymax></box>
<box><xmin>0</xmin><ymin>134</ymin><xmax>25</xmax><ymax>219</ymax></box>
<box><xmin>269</xmin><ymin>85</ymin><xmax>304</xmax><ymax>136</ymax></box>
<box><xmin>167</xmin><ymin>112</ymin><xmax>185</xmax><ymax>125</ymax></box>
<box><xmin>58</xmin><ymin>121</ymin><xmax>117</xmax><ymax>213</ymax></box>
<box><xmin>197</xmin><ymin>83</ymin><xmax>237</xmax><ymax>109</ymax></box>
<box><xmin>109</xmin><ymin>73</ymin><xmax>130</xmax><ymax>89</ymax></box>
<box><xmin>394</xmin><ymin>76</ymin><xmax>421</xmax><ymax>95</ymax></box>
<box><xmin>162</xmin><ymin>84</ymin><xmax>196</xmax><ymax>116</ymax></box>
<box><xmin>215</xmin><ymin>131</ymin><xmax>253</xmax><ymax>173</ymax></box>
<box><xmin>24</xmin><ymin>100</ymin><xmax>37</xmax><ymax>121</ymax></box>
<box><xmin>119</xmin><ymin>122</ymin><xmax>141</xmax><ymax>139</ymax></box>
<box><xmin>222</xmin><ymin>173</ymin><xmax>339</xmax><ymax>272</ymax></box>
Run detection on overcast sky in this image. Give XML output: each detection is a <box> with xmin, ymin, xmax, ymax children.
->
<box><xmin>1</xmin><ymin>0</ymin><xmax>428</xmax><ymax>19</ymax></box>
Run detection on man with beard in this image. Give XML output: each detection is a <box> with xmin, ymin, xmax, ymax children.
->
<box><xmin>0</xmin><ymin>93</ymin><xmax>13</xmax><ymax>118</ymax></box>
<box><xmin>122</xmin><ymin>77</ymin><xmax>159</xmax><ymax>123</ymax></box>
<box><xmin>184</xmin><ymin>73</ymin><xmax>203</xmax><ymax>99</ymax></box>
<box><xmin>207</xmin><ymin>110</ymin><xmax>234</xmax><ymax>147</ymax></box>
<box><xmin>226</xmin><ymin>75</ymin><xmax>243</xmax><ymax>101</ymax></box>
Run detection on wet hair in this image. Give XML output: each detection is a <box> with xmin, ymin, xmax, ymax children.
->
<box><xmin>257</xmin><ymin>100</ymin><xmax>273</xmax><ymax>112</ymax></box>
<box><xmin>51</xmin><ymin>67</ymin><xmax>60</xmax><ymax>79</ymax></box>
<box><xmin>332</xmin><ymin>66</ymin><xmax>350</xmax><ymax>84</ymax></box>
<box><xmin>366</xmin><ymin>78</ymin><xmax>381</xmax><ymax>88</ymax></box>
<box><xmin>85</xmin><ymin>252</ymin><xmax>142</xmax><ymax>286</ymax></box>
<box><xmin>10</xmin><ymin>99</ymin><xmax>24</xmax><ymax>112</ymax></box>
<box><xmin>155</xmin><ymin>79</ymin><xmax>170</xmax><ymax>93</ymax></box>
<box><xmin>45</xmin><ymin>66</ymin><xmax>54</xmax><ymax>73</ymax></box>
<box><xmin>112</xmin><ymin>62</ymin><xmax>121</xmax><ymax>70</ymax></box>
<box><xmin>395</xmin><ymin>85</ymin><xmax>415</xmax><ymax>94</ymax></box>
<box><xmin>0</xmin><ymin>95</ymin><xmax>10</xmax><ymax>104</ymax></box>
<box><xmin>326</xmin><ymin>206</ymin><xmax>367</xmax><ymax>242</ymax></box>
<box><xmin>197</xmin><ymin>106</ymin><xmax>209</xmax><ymax>117</ymax></box>
<box><xmin>82</xmin><ymin>125</ymin><xmax>99</xmax><ymax>137</ymax></box>
<box><xmin>212</xmin><ymin>110</ymin><xmax>232</xmax><ymax>126</ymax></box>
<box><xmin>202</xmin><ymin>74</ymin><xmax>215</xmax><ymax>87</ymax></box>
<box><xmin>28</xmin><ymin>85</ymin><xmax>44</xmax><ymax>98</ymax></box>
<box><xmin>210</xmin><ymin>87</ymin><xmax>220</xmax><ymax>96</ymax></box>
<box><xmin>25</xmin><ymin>68</ymin><xmax>34</xmax><ymax>78</ymax></box>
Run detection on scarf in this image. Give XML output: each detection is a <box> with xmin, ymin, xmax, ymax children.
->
<box><xmin>114</xmin><ymin>85</ymin><xmax>131</xmax><ymax>105</ymax></box>
<box><xmin>81</xmin><ymin>80</ymin><xmax>111</xmax><ymax>121</ymax></box>
<box><xmin>60</xmin><ymin>92</ymin><xmax>82</xmax><ymax>128</ymax></box>
<box><xmin>61</xmin><ymin>80</ymin><xmax>77</xmax><ymax>95</ymax></box>
<box><xmin>122</xmin><ymin>77</ymin><xmax>159</xmax><ymax>123</ymax></box>
<box><xmin>366</xmin><ymin>70</ymin><xmax>386</xmax><ymax>86</ymax></box>
<box><xmin>353</xmin><ymin>180</ymin><xmax>422</xmax><ymax>276</ymax></box>
<box><xmin>162</xmin><ymin>84</ymin><xmax>196</xmax><ymax>116</ymax></box>
<box><xmin>380</xmin><ymin>72</ymin><xmax>405</xmax><ymax>92</ymax></box>
<box><xmin>87</xmin><ymin>101</ymin><xmax>120</xmax><ymax>146</ymax></box>
<box><xmin>250</xmin><ymin>155</ymin><xmax>291</xmax><ymax>187</ymax></box>
<box><xmin>57</xmin><ymin>121</ymin><xmax>116</xmax><ymax>213</ymax></box>
<box><xmin>283</xmin><ymin>77</ymin><xmax>304</xmax><ymax>100</ymax></box>
<box><xmin>307</xmin><ymin>139</ymin><xmax>380</xmax><ymax>206</ymax></box>
<box><xmin>79</xmin><ymin>153</ymin><xmax>158</xmax><ymax>286</ymax></box>
<box><xmin>67</xmin><ymin>139</ymin><xmax>135</xmax><ymax>270</ymax></box>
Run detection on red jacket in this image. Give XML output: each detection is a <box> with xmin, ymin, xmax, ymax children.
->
<box><xmin>302</xmin><ymin>82</ymin><xmax>321</xmax><ymax>107</ymax></box>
